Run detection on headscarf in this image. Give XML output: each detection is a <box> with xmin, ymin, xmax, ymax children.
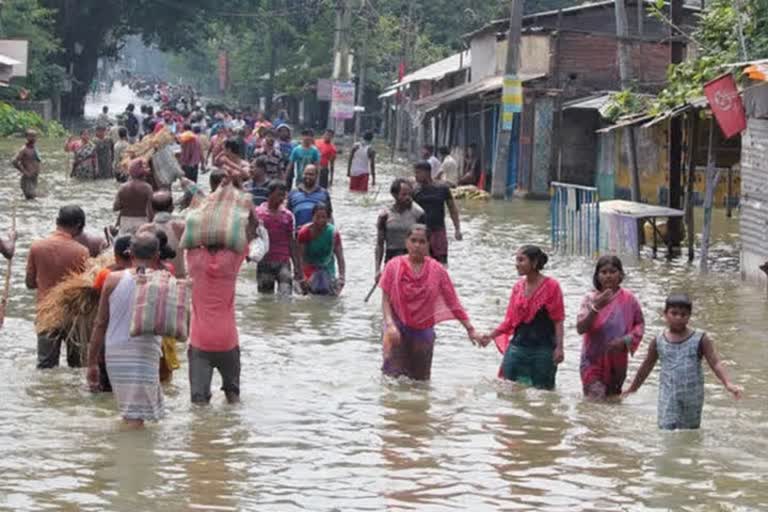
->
<box><xmin>379</xmin><ymin>255</ymin><xmax>469</xmax><ymax>330</ymax></box>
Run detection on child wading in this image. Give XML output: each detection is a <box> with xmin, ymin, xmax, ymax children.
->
<box><xmin>624</xmin><ymin>294</ymin><xmax>742</xmax><ymax>430</ymax></box>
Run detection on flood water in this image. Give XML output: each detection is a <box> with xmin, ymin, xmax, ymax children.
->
<box><xmin>0</xmin><ymin>86</ymin><xmax>766</xmax><ymax>511</ymax></box>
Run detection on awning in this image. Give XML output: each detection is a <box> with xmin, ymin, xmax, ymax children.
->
<box><xmin>378</xmin><ymin>88</ymin><xmax>397</xmax><ymax>100</ymax></box>
<box><xmin>642</xmin><ymin>96</ymin><xmax>708</xmax><ymax>128</ymax></box>
<box><xmin>564</xmin><ymin>94</ymin><xmax>615</xmax><ymax>111</ymax></box>
<box><xmin>387</xmin><ymin>51</ymin><xmax>471</xmax><ymax>92</ymax></box>
<box><xmin>596</xmin><ymin>114</ymin><xmax>654</xmax><ymax>133</ymax></box>
<box><xmin>0</xmin><ymin>54</ymin><xmax>20</xmax><ymax>66</ymax></box>
<box><xmin>413</xmin><ymin>72</ymin><xmax>547</xmax><ymax>113</ymax></box>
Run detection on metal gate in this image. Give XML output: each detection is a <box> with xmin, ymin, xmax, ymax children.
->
<box><xmin>551</xmin><ymin>182</ymin><xmax>600</xmax><ymax>256</ymax></box>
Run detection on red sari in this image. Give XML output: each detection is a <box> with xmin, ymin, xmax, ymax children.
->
<box><xmin>577</xmin><ymin>288</ymin><xmax>644</xmax><ymax>396</ymax></box>
<box><xmin>378</xmin><ymin>256</ymin><xmax>469</xmax><ymax>380</ymax></box>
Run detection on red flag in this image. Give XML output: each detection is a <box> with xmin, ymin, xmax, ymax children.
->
<box><xmin>703</xmin><ymin>73</ymin><xmax>746</xmax><ymax>139</ymax></box>
<box><xmin>218</xmin><ymin>51</ymin><xmax>229</xmax><ymax>93</ymax></box>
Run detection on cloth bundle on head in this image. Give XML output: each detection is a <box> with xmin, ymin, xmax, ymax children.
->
<box><xmin>151</xmin><ymin>145</ymin><xmax>184</xmax><ymax>186</ymax></box>
<box><xmin>181</xmin><ymin>183</ymin><xmax>253</xmax><ymax>253</ymax></box>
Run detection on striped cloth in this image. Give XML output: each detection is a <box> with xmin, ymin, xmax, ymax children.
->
<box><xmin>105</xmin><ymin>272</ymin><xmax>164</xmax><ymax>421</ymax></box>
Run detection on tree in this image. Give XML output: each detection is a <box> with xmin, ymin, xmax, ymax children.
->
<box><xmin>39</xmin><ymin>0</ymin><xmax>245</xmax><ymax>117</ymax></box>
<box><xmin>0</xmin><ymin>0</ymin><xmax>64</xmax><ymax>100</ymax></box>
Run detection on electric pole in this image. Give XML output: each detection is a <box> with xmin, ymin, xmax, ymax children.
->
<box><xmin>668</xmin><ymin>0</ymin><xmax>685</xmax><ymax>247</ymax></box>
<box><xmin>491</xmin><ymin>0</ymin><xmax>523</xmax><ymax>199</ymax></box>
<box><xmin>354</xmin><ymin>13</ymin><xmax>372</xmax><ymax>140</ymax></box>
<box><xmin>614</xmin><ymin>0</ymin><xmax>641</xmax><ymax>202</ymax></box>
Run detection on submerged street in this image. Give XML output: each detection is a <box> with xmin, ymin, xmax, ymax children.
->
<box><xmin>0</xmin><ymin>84</ymin><xmax>765</xmax><ymax>511</ymax></box>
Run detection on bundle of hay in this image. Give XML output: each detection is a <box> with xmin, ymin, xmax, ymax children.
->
<box><xmin>117</xmin><ymin>128</ymin><xmax>176</xmax><ymax>176</ymax></box>
<box><xmin>35</xmin><ymin>252</ymin><xmax>115</xmax><ymax>365</ymax></box>
<box><xmin>452</xmin><ymin>185</ymin><xmax>490</xmax><ymax>201</ymax></box>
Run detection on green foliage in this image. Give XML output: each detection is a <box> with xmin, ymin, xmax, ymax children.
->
<box><xmin>602</xmin><ymin>90</ymin><xmax>654</xmax><ymax>122</ymax></box>
<box><xmin>647</xmin><ymin>0</ymin><xmax>767</xmax><ymax>113</ymax></box>
<box><xmin>0</xmin><ymin>102</ymin><xmax>67</xmax><ymax>137</ymax></box>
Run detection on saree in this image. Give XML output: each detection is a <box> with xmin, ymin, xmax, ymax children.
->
<box><xmin>493</xmin><ymin>277</ymin><xmax>565</xmax><ymax>389</ymax></box>
<box><xmin>577</xmin><ymin>288</ymin><xmax>644</xmax><ymax>396</ymax></box>
<box><xmin>71</xmin><ymin>141</ymin><xmax>97</xmax><ymax>180</ymax></box>
<box><xmin>379</xmin><ymin>256</ymin><xmax>469</xmax><ymax>380</ymax></box>
<box><xmin>299</xmin><ymin>224</ymin><xmax>339</xmax><ymax>294</ymax></box>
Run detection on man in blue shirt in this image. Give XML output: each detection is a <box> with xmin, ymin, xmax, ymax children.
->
<box><xmin>286</xmin><ymin>128</ymin><xmax>320</xmax><ymax>188</ymax></box>
<box><xmin>287</xmin><ymin>164</ymin><xmax>332</xmax><ymax>230</ymax></box>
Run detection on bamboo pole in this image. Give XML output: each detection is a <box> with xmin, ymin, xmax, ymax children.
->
<box><xmin>700</xmin><ymin>117</ymin><xmax>720</xmax><ymax>273</ymax></box>
<box><xmin>0</xmin><ymin>202</ymin><xmax>18</xmax><ymax>329</ymax></box>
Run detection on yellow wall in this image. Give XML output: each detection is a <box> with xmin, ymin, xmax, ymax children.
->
<box><xmin>613</xmin><ymin>121</ymin><xmax>740</xmax><ymax>207</ymax></box>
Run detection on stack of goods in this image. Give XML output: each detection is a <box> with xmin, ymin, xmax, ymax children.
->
<box><xmin>118</xmin><ymin>129</ymin><xmax>181</xmax><ymax>185</ymax></box>
<box><xmin>452</xmin><ymin>185</ymin><xmax>491</xmax><ymax>201</ymax></box>
<box><xmin>181</xmin><ymin>183</ymin><xmax>253</xmax><ymax>253</ymax></box>
<box><xmin>35</xmin><ymin>252</ymin><xmax>115</xmax><ymax>365</ymax></box>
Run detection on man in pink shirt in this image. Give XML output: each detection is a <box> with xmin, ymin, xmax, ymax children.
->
<box><xmin>186</xmin><ymin>210</ymin><xmax>259</xmax><ymax>404</ymax></box>
<box><xmin>255</xmin><ymin>181</ymin><xmax>301</xmax><ymax>295</ymax></box>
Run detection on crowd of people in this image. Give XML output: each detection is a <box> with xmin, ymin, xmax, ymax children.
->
<box><xmin>3</xmin><ymin>96</ymin><xmax>743</xmax><ymax>432</ymax></box>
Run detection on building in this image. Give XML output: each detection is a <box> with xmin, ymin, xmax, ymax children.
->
<box><xmin>381</xmin><ymin>0</ymin><xmax>701</xmax><ymax>197</ymax></box>
<box><xmin>740</xmin><ymin>68</ymin><xmax>768</xmax><ymax>284</ymax></box>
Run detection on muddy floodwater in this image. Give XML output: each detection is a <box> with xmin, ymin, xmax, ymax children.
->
<box><xmin>0</xmin><ymin>86</ymin><xmax>766</xmax><ymax>511</ymax></box>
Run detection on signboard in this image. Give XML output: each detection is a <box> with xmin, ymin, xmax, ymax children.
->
<box><xmin>330</xmin><ymin>81</ymin><xmax>355</xmax><ymax>120</ymax></box>
<box><xmin>218</xmin><ymin>50</ymin><xmax>229</xmax><ymax>93</ymax></box>
<box><xmin>0</xmin><ymin>40</ymin><xmax>29</xmax><ymax>77</ymax></box>
<box><xmin>501</xmin><ymin>75</ymin><xmax>523</xmax><ymax>131</ymax></box>
<box><xmin>317</xmin><ymin>78</ymin><xmax>332</xmax><ymax>101</ymax></box>
<box><xmin>704</xmin><ymin>73</ymin><xmax>747</xmax><ymax>139</ymax></box>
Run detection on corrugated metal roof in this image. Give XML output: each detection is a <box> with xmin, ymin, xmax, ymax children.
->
<box><xmin>564</xmin><ymin>94</ymin><xmax>615</xmax><ymax>111</ymax></box>
<box><xmin>388</xmin><ymin>51</ymin><xmax>471</xmax><ymax>90</ymax></box>
<box><xmin>596</xmin><ymin>114</ymin><xmax>655</xmax><ymax>133</ymax></box>
<box><xmin>413</xmin><ymin>73</ymin><xmax>546</xmax><ymax>113</ymax></box>
<box><xmin>463</xmin><ymin>0</ymin><xmax>700</xmax><ymax>40</ymax></box>
<box><xmin>0</xmin><ymin>54</ymin><xmax>20</xmax><ymax>66</ymax></box>
<box><xmin>740</xmin><ymin>118</ymin><xmax>768</xmax><ymax>261</ymax></box>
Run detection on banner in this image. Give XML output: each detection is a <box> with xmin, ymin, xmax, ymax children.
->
<box><xmin>330</xmin><ymin>81</ymin><xmax>355</xmax><ymax>120</ymax></box>
<box><xmin>316</xmin><ymin>79</ymin><xmax>332</xmax><ymax>101</ymax></box>
<box><xmin>502</xmin><ymin>75</ymin><xmax>523</xmax><ymax>131</ymax></box>
<box><xmin>218</xmin><ymin>51</ymin><xmax>229</xmax><ymax>93</ymax></box>
<box><xmin>703</xmin><ymin>73</ymin><xmax>746</xmax><ymax>139</ymax></box>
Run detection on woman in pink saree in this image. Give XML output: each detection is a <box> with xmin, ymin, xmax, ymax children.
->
<box><xmin>576</xmin><ymin>256</ymin><xmax>644</xmax><ymax>399</ymax></box>
<box><xmin>379</xmin><ymin>224</ymin><xmax>479</xmax><ymax>380</ymax></box>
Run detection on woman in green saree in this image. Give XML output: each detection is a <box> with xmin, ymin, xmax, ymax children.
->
<box><xmin>296</xmin><ymin>203</ymin><xmax>346</xmax><ymax>295</ymax></box>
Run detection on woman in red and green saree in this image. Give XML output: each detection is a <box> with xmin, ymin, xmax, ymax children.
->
<box><xmin>481</xmin><ymin>246</ymin><xmax>565</xmax><ymax>390</ymax></box>
<box><xmin>297</xmin><ymin>202</ymin><xmax>346</xmax><ymax>295</ymax></box>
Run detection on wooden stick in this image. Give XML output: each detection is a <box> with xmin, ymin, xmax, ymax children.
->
<box><xmin>364</xmin><ymin>281</ymin><xmax>378</xmax><ymax>303</ymax></box>
<box><xmin>0</xmin><ymin>201</ymin><xmax>17</xmax><ymax>328</ymax></box>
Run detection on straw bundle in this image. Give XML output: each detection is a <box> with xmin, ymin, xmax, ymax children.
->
<box><xmin>35</xmin><ymin>253</ymin><xmax>115</xmax><ymax>364</ymax></box>
<box><xmin>119</xmin><ymin>129</ymin><xmax>176</xmax><ymax>174</ymax></box>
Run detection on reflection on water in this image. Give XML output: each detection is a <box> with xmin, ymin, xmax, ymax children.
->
<box><xmin>0</xmin><ymin>89</ymin><xmax>766</xmax><ymax>511</ymax></box>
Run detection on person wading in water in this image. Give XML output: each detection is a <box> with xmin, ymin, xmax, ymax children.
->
<box><xmin>379</xmin><ymin>224</ymin><xmax>480</xmax><ymax>380</ymax></box>
<box><xmin>87</xmin><ymin>233</ymin><xmax>165</xmax><ymax>428</ymax></box>
<box><xmin>113</xmin><ymin>159</ymin><xmax>153</xmax><ymax>236</ymax></box>
<box><xmin>12</xmin><ymin>129</ymin><xmax>41</xmax><ymax>200</ymax></box>
<box><xmin>412</xmin><ymin>161</ymin><xmax>463</xmax><ymax>265</ymax></box>
<box><xmin>375</xmin><ymin>178</ymin><xmax>425</xmax><ymax>282</ymax></box>
<box><xmin>26</xmin><ymin>206</ymin><xmax>90</xmax><ymax>369</ymax></box>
